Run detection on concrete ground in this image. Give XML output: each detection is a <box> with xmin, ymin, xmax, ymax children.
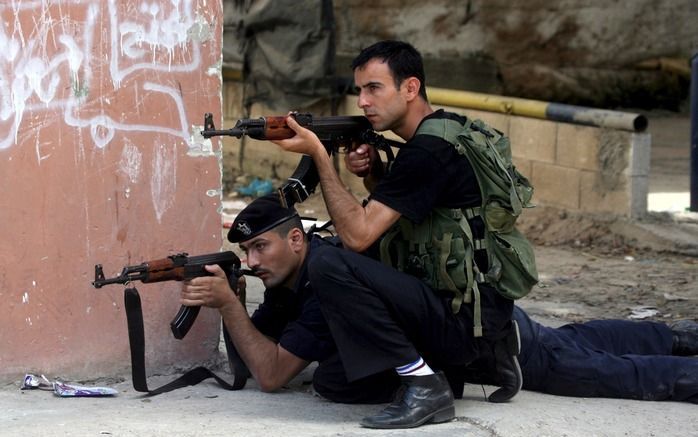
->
<box><xmin>2</xmin><ymin>112</ymin><xmax>696</xmax><ymax>436</ymax></box>
<box><xmin>2</xmin><ymin>271</ymin><xmax>697</xmax><ymax>437</ymax></box>
<box><xmin>2</xmin><ymin>331</ymin><xmax>697</xmax><ymax>437</ymax></box>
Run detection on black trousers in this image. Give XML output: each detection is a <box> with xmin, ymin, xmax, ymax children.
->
<box><xmin>313</xmin><ymin>352</ymin><xmax>399</xmax><ymax>404</ymax></box>
<box><xmin>515</xmin><ymin>307</ymin><xmax>698</xmax><ymax>402</ymax></box>
<box><xmin>308</xmin><ymin>244</ymin><xmax>513</xmax><ymax>398</ymax></box>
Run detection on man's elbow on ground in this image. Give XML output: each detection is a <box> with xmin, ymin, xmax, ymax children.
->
<box><xmin>256</xmin><ymin>377</ymin><xmax>285</xmax><ymax>393</ymax></box>
<box><xmin>255</xmin><ymin>370</ymin><xmax>296</xmax><ymax>393</ymax></box>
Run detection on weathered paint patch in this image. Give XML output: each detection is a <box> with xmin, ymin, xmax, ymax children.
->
<box><xmin>187</xmin><ymin>15</ymin><xmax>214</xmax><ymax>43</ymax></box>
<box><xmin>150</xmin><ymin>143</ymin><xmax>177</xmax><ymax>223</ymax></box>
<box><xmin>119</xmin><ymin>141</ymin><xmax>143</xmax><ymax>184</ymax></box>
<box><xmin>187</xmin><ymin>124</ymin><xmax>216</xmax><ymax>157</ymax></box>
<box><xmin>207</xmin><ymin>59</ymin><xmax>222</xmax><ymax>77</ymax></box>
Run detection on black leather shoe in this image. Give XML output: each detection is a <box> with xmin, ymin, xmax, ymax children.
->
<box><xmin>488</xmin><ymin>320</ymin><xmax>523</xmax><ymax>403</ymax></box>
<box><xmin>671</xmin><ymin>319</ymin><xmax>698</xmax><ymax>356</ymax></box>
<box><xmin>360</xmin><ymin>372</ymin><xmax>455</xmax><ymax>429</ymax></box>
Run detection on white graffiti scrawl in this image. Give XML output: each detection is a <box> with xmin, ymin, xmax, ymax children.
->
<box><xmin>0</xmin><ymin>0</ymin><xmax>213</xmax><ymax>151</ymax></box>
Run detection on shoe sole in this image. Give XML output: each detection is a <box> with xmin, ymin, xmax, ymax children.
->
<box><xmin>360</xmin><ymin>405</ymin><xmax>456</xmax><ymax>429</ymax></box>
<box><xmin>487</xmin><ymin>355</ymin><xmax>522</xmax><ymax>403</ymax></box>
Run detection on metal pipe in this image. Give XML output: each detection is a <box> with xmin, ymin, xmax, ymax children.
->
<box><xmin>689</xmin><ymin>53</ymin><xmax>698</xmax><ymax>212</ymax></box>
<box><xmin>427</xmin><ymin>87</ymin><xmax>648</xmax><ymax>132</ymax></box>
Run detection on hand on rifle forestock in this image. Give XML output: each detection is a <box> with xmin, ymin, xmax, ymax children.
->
<box><xmin>270</xmin><ymin>114</ymin><xmax>326</xmax><ymax>157</ymax></box>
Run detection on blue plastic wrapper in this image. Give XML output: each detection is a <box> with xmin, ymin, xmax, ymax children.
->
<box><xmin>21</xmin><ymin>374</ymin><xmax>118</xmax><ymax>397</ymax></box>
<box><xmin>53</xmin><ymin>381</ymin><xmax>118</xmax><ymax>397</ymax></box>
<box><xmin>236</xmin><ymin>178</ymin><xmax>274</xmax><ymax>197</ymax></box>
<box><xmin>21</xmin><ymin>374</ymin><xmax>52</xmax><ymax>390</ymax></box>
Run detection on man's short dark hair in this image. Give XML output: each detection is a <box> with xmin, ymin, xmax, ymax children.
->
<box><xmin>273</xmin><ymin>215</ymin><xmax>306</xmax><ymax>241</ymax></box>
<box><xmin>351</xmin><ymin>40</ymin><xmax>428</xmax><ymax>101</ymax></box>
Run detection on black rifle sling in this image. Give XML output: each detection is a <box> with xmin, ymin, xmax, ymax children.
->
<box><xmin>123</xmin><ymin>287</ymin><xmax>247</xmax><ymax>395</ymax></box>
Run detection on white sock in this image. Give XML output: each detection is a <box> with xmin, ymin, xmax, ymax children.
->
<box><xmin>395</xmin><ymin>357</ymin><xmax>434</xmax><ymax>377</ymax></box>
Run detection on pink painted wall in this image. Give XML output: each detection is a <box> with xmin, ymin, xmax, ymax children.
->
<box><xmin>0</xmin><ymin>1</ymin><xmax>225</xmax><ymax>382</ymax></box>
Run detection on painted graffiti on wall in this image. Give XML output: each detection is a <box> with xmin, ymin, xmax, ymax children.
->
<box><xmin>0</xmin><ymin>0</ymin><xmax>223</xmax><ymax>381</ymax></box>
<box><xmin>0</xmin><ymin>0</ymin><xmax>215</xmax><ymax>153</ymax></box>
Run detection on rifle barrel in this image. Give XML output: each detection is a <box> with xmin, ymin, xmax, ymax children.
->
<box><xmin>201</xmin><ymin>128</ymin><xmax>244</xmax><ymax>139</ymax></box>
<box><xmin>92</xmin><ymin>276</ymin><xmax>128</xmax><ymax>288</ymax></box>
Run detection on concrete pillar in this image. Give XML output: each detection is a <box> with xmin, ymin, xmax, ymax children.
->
<box><xmin>0</xmin><ymin>1</ymin><xmax>224</xmax><ymax>382</ymax></box>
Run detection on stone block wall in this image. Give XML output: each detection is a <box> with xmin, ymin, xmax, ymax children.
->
<box><xmin>340</xmin><ymin>96</ymin><xmax>651</xmax><ymax>218</ymax></box>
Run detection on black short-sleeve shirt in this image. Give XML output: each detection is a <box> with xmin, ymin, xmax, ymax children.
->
<box><xmin>250</xmin><ymin>236</ymin><xmax>336</xmax><ymax>363</ymax></box>
<box><xmin>369</xmin><ymin>110</ymin><xmax>482</xmax><ymax>224</ymax></box>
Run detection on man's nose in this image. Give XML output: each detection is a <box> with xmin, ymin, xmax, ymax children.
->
<box><xmin>357</xmin><ymin>91</ymin><xmax>370</xmax><ymax>109</ymax></box>
<box><xmin>246</xmin><ymin>253</ymin><xmax>260</xmax><ymax>269</ymax></box>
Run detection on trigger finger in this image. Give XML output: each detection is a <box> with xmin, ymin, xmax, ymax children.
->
<box><xmin>355</xmin><ymin>143</ymin><xmax>368</xmax><ymax>154</ymax></box>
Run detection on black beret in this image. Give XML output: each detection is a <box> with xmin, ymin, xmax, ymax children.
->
<box><xmin>227</xmin><ymin>193</ymin><xmax>300</xmax><ymax>243</ymax></box>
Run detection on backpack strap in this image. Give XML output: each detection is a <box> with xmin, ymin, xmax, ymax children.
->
<box><xmin>456</xmin><ymin>210</ymin><xmax>484</xmax><ymax>337</ymax></box>
<box><xmin>379</xmin><ymin>225</ymin><xmax>407</xmax><ymax>271</ymax></box>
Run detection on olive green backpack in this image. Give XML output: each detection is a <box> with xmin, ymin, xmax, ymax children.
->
<box><xmin>379</xmin><ymin>117</ymin><xmax>538</xmax><ymax>336</ymax></box>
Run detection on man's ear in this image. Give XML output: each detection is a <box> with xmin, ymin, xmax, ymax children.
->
<box><xmin>288</xmin><ymin>228</ymin><xmax>305</xmax><ymax>251</ymax></box>
<box><xmin>403</xmin><ymin>77</ymin><xmax>421</xmax><ymax>101</ymax></box>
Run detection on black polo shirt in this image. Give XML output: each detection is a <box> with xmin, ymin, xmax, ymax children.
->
<box><xmin>250</xmin><ymin>235</ymin><xmax>336</xmax><ymax>362</ymax></box>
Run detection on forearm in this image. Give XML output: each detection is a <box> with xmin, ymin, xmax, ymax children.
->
<box><xmin>312</xmin><ymin>149</ymin><xmax>376</xmax><ymax>250</ymax></box>
<box><xmin>272</xmin><ymin>117</ymin><xmax>396</xmax><ymax>251</ymax></box>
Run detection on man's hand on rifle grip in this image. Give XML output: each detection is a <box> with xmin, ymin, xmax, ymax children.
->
<box><xmin>345</xmin><ymin>143</ymin><xmax>378</xmax><ymax>178</ymax></box>
<box><xmin>180</xmin><ymin>264</ymin><xmax>237</xmax><ymax>311</ymax></box>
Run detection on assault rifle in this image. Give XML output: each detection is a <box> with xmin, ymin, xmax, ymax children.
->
<box><xmin>92</xmin><ymin>251</ymin><xmax>251</xmax><ymax>339</ymax></box>
<box><xmin>201</xmin><ymin>112</ymin><xmax>403</xmax><ymax>207</ymax></box>
<box><xmin>92</xmin><ymin>251</ymin><xmax>254</xmax><ymax>394</ymax></box>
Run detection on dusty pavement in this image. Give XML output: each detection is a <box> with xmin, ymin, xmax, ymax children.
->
<box><xmin>2</xmin><ymin>261</ymin><xmax>697</xmax><ymax>437</ymax></box>
<box><xmin>2</xmin><ymin>366</ymin><xmax>697</xmax><ymax>437</ymax></box>
<box><xmin>2</xmin><ymin>264</ymin><xmax>697</xmax><ymax>437</ymax></box>
<box><xmin>2</xmin><ymin>111</ymin><xmax>698</xmax><ymax>436</ymax></box>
